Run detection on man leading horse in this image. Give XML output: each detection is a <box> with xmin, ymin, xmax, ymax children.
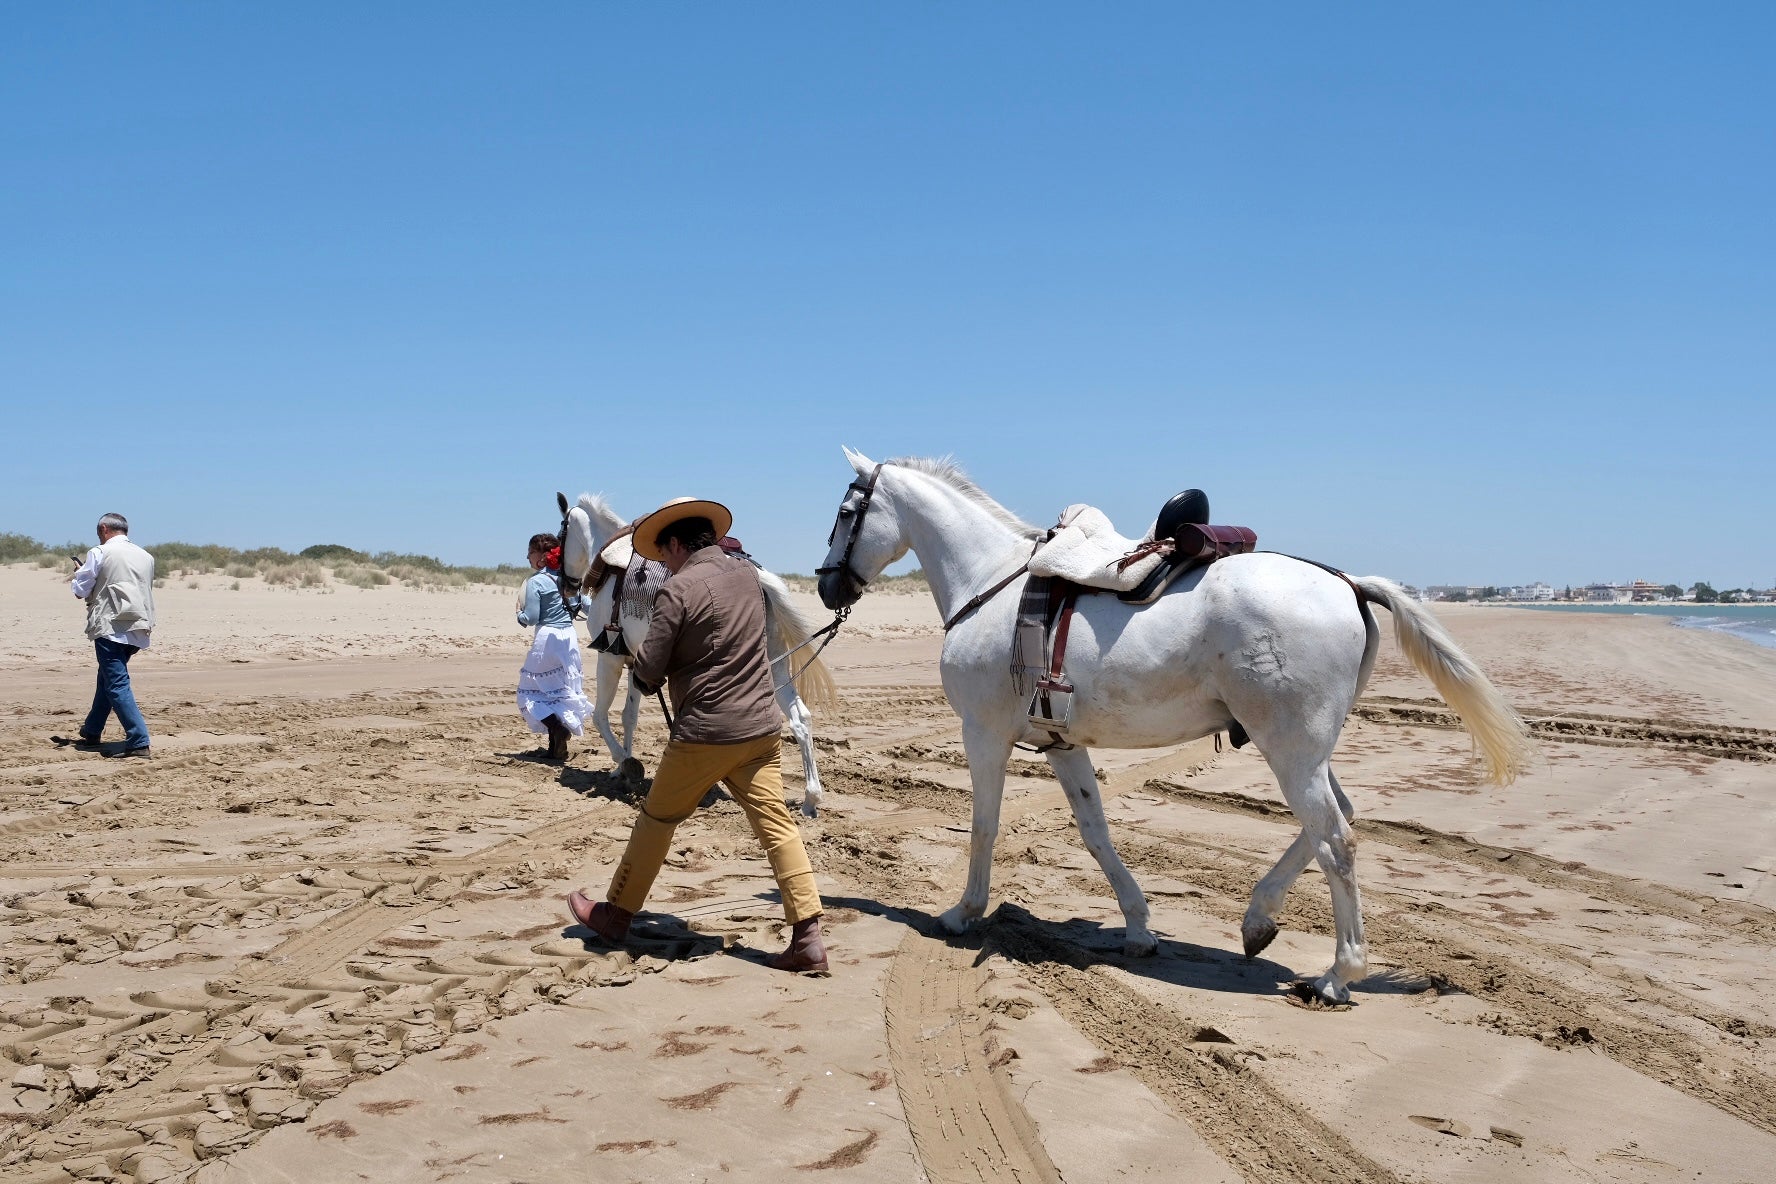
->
<box><xmin>567</xmin><ymin>497</ymin><xmax>830</xmax><ymax>974</ymax></box>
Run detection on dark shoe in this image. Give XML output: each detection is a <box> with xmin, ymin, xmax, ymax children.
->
<box><xmin>104</xmin><ymin>745</ymin><xmax>151</xmax><ymax>759</ymax></box>
<box><xmin>567</xmin><ymin>891</ymin><xmax>632</xmax><ymax>943</ymax></box>
<box><xmin>52</xmin><ymin>735</ymin><xmax>103</xmax><ymax>751</ymax></box>
<box><xmin>766</xmin><ymin>916</ymin><xmax>829</xmax><ymax>975</ymax></box>
<box><xmin>544</xmin><ymin>715</ymin><xmax>570</xmax><ymax>761</ymax></box>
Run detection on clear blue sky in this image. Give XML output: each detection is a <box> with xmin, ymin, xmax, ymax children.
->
<box><xmin>4</xmin><ymin>5</ymin><xmax>1772</xmax><ymax>589</ymax></box>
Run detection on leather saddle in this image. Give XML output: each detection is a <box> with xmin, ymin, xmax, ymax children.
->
<box><xmin>1117</xmin><ymin>489</ymin><xmax>1256</xmax><ymax>604</ymax></box>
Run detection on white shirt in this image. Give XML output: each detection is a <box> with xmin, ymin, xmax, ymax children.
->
<box><xmin>72</xmin><ymin>537</ymin><xmax>153</xmax><ymax>649</ymax></box>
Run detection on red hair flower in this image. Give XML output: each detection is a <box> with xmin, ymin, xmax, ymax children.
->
<box><xmin>543</xmin><ymin>546</ymin><xmax>562</xmax><ymax>571</ymax></box>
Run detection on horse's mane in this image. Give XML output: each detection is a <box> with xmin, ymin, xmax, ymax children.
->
<box><xmin>886</xmin><ymin>456</ymin><xmax>1043</xmax><ymax>540</ymax></box>
<box><xmin>575</xmin><ymin>492</ymin><xmax>628</xmax><ymax>540</ymax></box>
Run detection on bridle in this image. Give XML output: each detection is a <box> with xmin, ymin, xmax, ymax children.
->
<box><xmin>554</xmin><ymin>506</ymin><xmax>584</xmax><ymax>618</ymax></box>
<box><xmin>814</xmin><ymin>463</ymin><xmax>884</xmax><ymax>595</ymax></box>
<box><xmin>816</xmin><ymin>461</ymin><xmax>1035</xmax><ymax>632</ymax></box>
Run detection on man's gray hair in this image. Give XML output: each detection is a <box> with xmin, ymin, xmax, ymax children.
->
<box><xmin>98</xmin><ymin>513</ymin><xmax>129</xmax><ymax>534</ymax></box>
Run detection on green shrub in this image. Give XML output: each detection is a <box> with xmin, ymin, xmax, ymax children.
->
<box><xmin>3</xmin><ymin>532</ymin><xmax>84</xmax><ymax>566</ymax></box>
<box><xmin>456</xmin><ymin>564</ymin><xmax>530</xmax><ymax>585</ymax></box>
<box><xmin>239</xmin><ymin>546</ymin><xmax>300</xmax><ymax>568</ymax></box>
<box><xmin>340</xmin><ymin>566</ymin><xmax>391</xmax><ymax>588</ymax></box>
<box><xmin>373</xmin><ymin>551</ymin><xmax>448</xmax><ymax>573</ymax></box>
<box><xmin>226</xmin><ymin>563</ymin><xmax>256</xmax><ymax>579</ymax></box>
<box><xmin>147</xmin><ymin>542</ymin><xmax>235</xmax><ymax>572</ymax></box>
<box><xmin>0</xmin><ymin>532</ymin><xmax>47</xmax><ymax>563</ymax></box>
<box><xmin>264</xmin><ymin>560</ymin><xmax>326</xmax><ymax>588</ymax></box>
<box><xmin>302</xmin><ymin>543</ymin><xmax>371</xmax><ymax>564</ymax></box>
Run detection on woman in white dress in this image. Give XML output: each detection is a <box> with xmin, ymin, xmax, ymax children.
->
<box><xmin>515</xmin><ymin>532</ymin><xmax>593</xmax><ymax>761</ymax></box>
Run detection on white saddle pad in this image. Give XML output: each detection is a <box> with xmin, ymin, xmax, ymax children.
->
<box><xmin>1026</xmin><ymin>505</ymin><xmax>1165</xmax><ymax>592</ymax></box>
<box><xmin>597</xmin><ymin>534</ymin><xmax>635</xmax><ymax>569</ymax></box>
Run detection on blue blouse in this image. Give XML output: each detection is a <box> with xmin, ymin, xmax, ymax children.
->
<box><xmin>518</xmin><ymin>571</ymin><xmax>580</xmax><ymax>630</ymax></box>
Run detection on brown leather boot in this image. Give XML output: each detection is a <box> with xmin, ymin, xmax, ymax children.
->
<box><xmin>544</xmin><ymin>715</ymin><xmax>569</xmax><ymax>761</ymax></box>
<box><xmin>766</xmin><ymin>915</ymin><xmax>829</xmax><ymax>975</ymax></box>
<box><xmin>567</xmin><ymin>891</ymin><xmax>632</xmax><ymax>943</ymax></box>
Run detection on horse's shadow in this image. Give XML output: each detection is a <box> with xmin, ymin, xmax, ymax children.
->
<box><xmin>492</xmin><ymin>750</ymin><xmax>646</xmax><ymax>802</ymax></box>
<box><xmin>816</xmin><ymin>894</ymin><xmax>1430</xmax><ymax>1004</ymax></box>
<box><xmin>558</xmin><ymin>764</ymin><xmax>646</xmax><ymax>802</ymax></box>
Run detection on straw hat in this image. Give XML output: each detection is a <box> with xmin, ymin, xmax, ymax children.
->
<box><xmin>632</xmin><ymin>497</ymin><xmax>734</xmax><ymax>561</ymax></box>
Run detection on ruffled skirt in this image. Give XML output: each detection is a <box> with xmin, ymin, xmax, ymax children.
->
<box><xmin>517</xmin><ymin>625</ymin><xmax>593</xmax><ymax>735</ymax></box>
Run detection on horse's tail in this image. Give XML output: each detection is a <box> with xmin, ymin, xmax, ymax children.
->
<box><xmin>1350</xmin><ymin>576</ymin><xmax>1536</xmax><ymax>786</ymax></box>
<box><xmin>757</xmin><ymin>571</ymin><xmax>840</xmax><ymax>712</ymax></box>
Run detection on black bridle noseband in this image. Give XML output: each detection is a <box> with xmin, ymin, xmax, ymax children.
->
<box><xmin>814</xmin><ymin>463</ymin><xmax>883</xmax><ymax>594</ymax></box>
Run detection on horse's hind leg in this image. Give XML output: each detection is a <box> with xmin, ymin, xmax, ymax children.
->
<box><xmin>1047</xmin><ymin>746</ymin><xmax>1155</xmax><ymax>956</ymax></box>
<box><xmin>1242</xmin><ymin>769</ymin><xmax>1356</xmax><ymax>958</ymax></box>
<box><xmin>774</xmin><ymin>681</ymin><xmax>823</xmax><ymax>818</ymax></box>
<box><xmin>939</xmin><ymin>724</ymin><xmax>1013</xmax><ymax>936</ymax></box>
<box><xmin>1268</xmin><ymin>753</ymin><xmax>1366</xmax><ymax>1004</ymax></box>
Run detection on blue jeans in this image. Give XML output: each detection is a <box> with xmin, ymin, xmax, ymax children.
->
<box><xmin>82</xmin><ymin>638</ymin><xmax>150</xmax><ymax>750</ymax></box>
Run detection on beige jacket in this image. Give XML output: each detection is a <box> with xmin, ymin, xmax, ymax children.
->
<box><xmin>82</xmin><ymin>536</ymin><xmax>157</xmax><ymax>641</ymax></box>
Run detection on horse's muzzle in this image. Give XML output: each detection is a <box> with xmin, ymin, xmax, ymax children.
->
<box><xmin>817</xmin><ymin>569</ymin><xmax>861</xmax><ymax>611</ymax></box>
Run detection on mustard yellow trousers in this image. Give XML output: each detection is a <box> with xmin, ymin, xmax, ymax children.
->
<box><xmin>607</xmin><ymin>733</ymin><xmax>822</xmax><ymax>924</ymax></box>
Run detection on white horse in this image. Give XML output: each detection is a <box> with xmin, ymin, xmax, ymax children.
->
<box><xmin>814</xmin><ymin>450</ymin><xmax>1534</xmax><ymax>1004</ymax></box>
<box><xmin>556</xmin><ymin>492</ymin><xmax>839</xmax><ymax>817</ymax></box>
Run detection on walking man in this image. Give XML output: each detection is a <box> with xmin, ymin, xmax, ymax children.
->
<box><xmin>64</xmin><ymin>513</ymin><xmax>156</xmax><ymax>758</ymax></box>
<box><xmin>567</xmin><ymin>497</ymin><xmax>828</xmax><ymax>973</ymax></box>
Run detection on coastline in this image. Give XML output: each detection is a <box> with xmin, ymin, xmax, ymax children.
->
<box><xmin>1506</xmin><ymin>601</ymin><xmax>1776</xmax><ymax>651</ymax></box>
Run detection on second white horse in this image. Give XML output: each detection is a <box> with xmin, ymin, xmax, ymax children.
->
<box><xmin>556</xmin><ymin>492</ymin><xmax>838</xmax><ymax>817</ymax></box>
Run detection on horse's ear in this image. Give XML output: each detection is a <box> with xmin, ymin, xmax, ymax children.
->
<box><xmin>842</xmin><ymin>446</ymin><xmax>873</xmax><ymax>475</ymax></box>
<box><xmin>557</xmin><ymin>492</ymin><xmax>569</xmax><ymax>515</ymax></box>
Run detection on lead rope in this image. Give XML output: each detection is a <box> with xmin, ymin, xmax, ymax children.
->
<box><xmin>768</xmin><ymin>606</ymin><xmax>850</xmax><ymax>695</ymax></box>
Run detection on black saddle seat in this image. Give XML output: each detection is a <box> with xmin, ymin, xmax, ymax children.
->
<box><xmin>1155</xmin><ymin>489</ymin><xmax>1209</xmax><ymax>540</ymax></box>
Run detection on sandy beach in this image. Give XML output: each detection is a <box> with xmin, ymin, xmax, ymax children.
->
<box><xmin>4</xmin><ymin>560</ymin><xmax>1776</xmax><ymax>1183</ymax></box>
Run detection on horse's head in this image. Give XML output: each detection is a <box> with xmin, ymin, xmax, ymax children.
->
<box><xmin>556</xmin><ymin>491</ymin><xmax>594</xmax><ymax>599</ymax></box>
<box><xmin>816</xmin><ymin>448</ymin><xmax>906</xmax><ymax>610</ymax></box>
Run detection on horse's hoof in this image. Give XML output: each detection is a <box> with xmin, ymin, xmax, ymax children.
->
<box><xmin>618</xmin><ymin>758</ymin><xmax>645</xmax><ymax>783</ymax></box>
<box><xmin>1291</xmin><ymin>974</ymin><xmax>1351</xmax><ymax>1008</ymax></box>
<box><xmin>938</xmin><ymin>906</ymin><xmax>974</xmax><ymax>936</ymax></box>
<box><xmin>1124</xmin><ymin>931</ymin><xmax>1159</xmax><ymax>958</ymax></box>
<box><xmin>800</xmin><ymin>800</ymin><xmax>819</xmax><ymax>820</ymax></box>
<box><xmin>1241</xmin><ymin>918</ymin><xmax>1279</xmax><ymax>960</ymax></box>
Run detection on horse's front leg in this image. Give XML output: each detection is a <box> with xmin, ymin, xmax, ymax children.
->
<box><xmin>617</xmin><ymin>662</ymin><xmax>644</xmax><ymax>782</ymax></box>
<box><xmin>939</xmin><ymin>724</ymin><xmax>1013</xmax><ymax>936</ymax></box>
<box><xmin>591</xmin><ymin>651</ymin><xmax>628</xmax><ymax>768</ymax></box>
<box><xmin>1242</xmin><ymin>769</ymin><xmax>1356</xmax><ymax>959</ymax></box>
<box><xmin>1047</xmin><ymin>746</ymin><xmax>1156</xmax><ymax>956</ymax></box>
<box><xmin>774</xmin><ymin>681</ymin><xmax>822</xmax><ymax>818</ymax></box>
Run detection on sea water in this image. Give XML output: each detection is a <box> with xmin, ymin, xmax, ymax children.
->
<box><xmin>1513</xmin><ymin>603</ymin><xmax>1776</xmax><ymax>650</ymax></box>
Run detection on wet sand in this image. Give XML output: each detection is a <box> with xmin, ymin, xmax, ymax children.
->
<box><xmin>4</xmin><ymin>561</ymin><xmax>1776</xmax><ymax>1183</ymax></box>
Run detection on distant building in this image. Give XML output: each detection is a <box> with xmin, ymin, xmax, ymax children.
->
<box><xmin>1584</xmin><ymin>583</ymin><xmax>1632</xmax><ymax>603</ymax></box>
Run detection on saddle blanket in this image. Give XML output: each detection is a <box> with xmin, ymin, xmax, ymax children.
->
<box><xmin>597</xmin><ymin>533</ymin><xmax>635</xmax><ymax>570</ymax></box>
<box><xmin>1026</xmin><ymin>505</ymin><xmax>1165</xmax><ymax>592</ymax></box>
